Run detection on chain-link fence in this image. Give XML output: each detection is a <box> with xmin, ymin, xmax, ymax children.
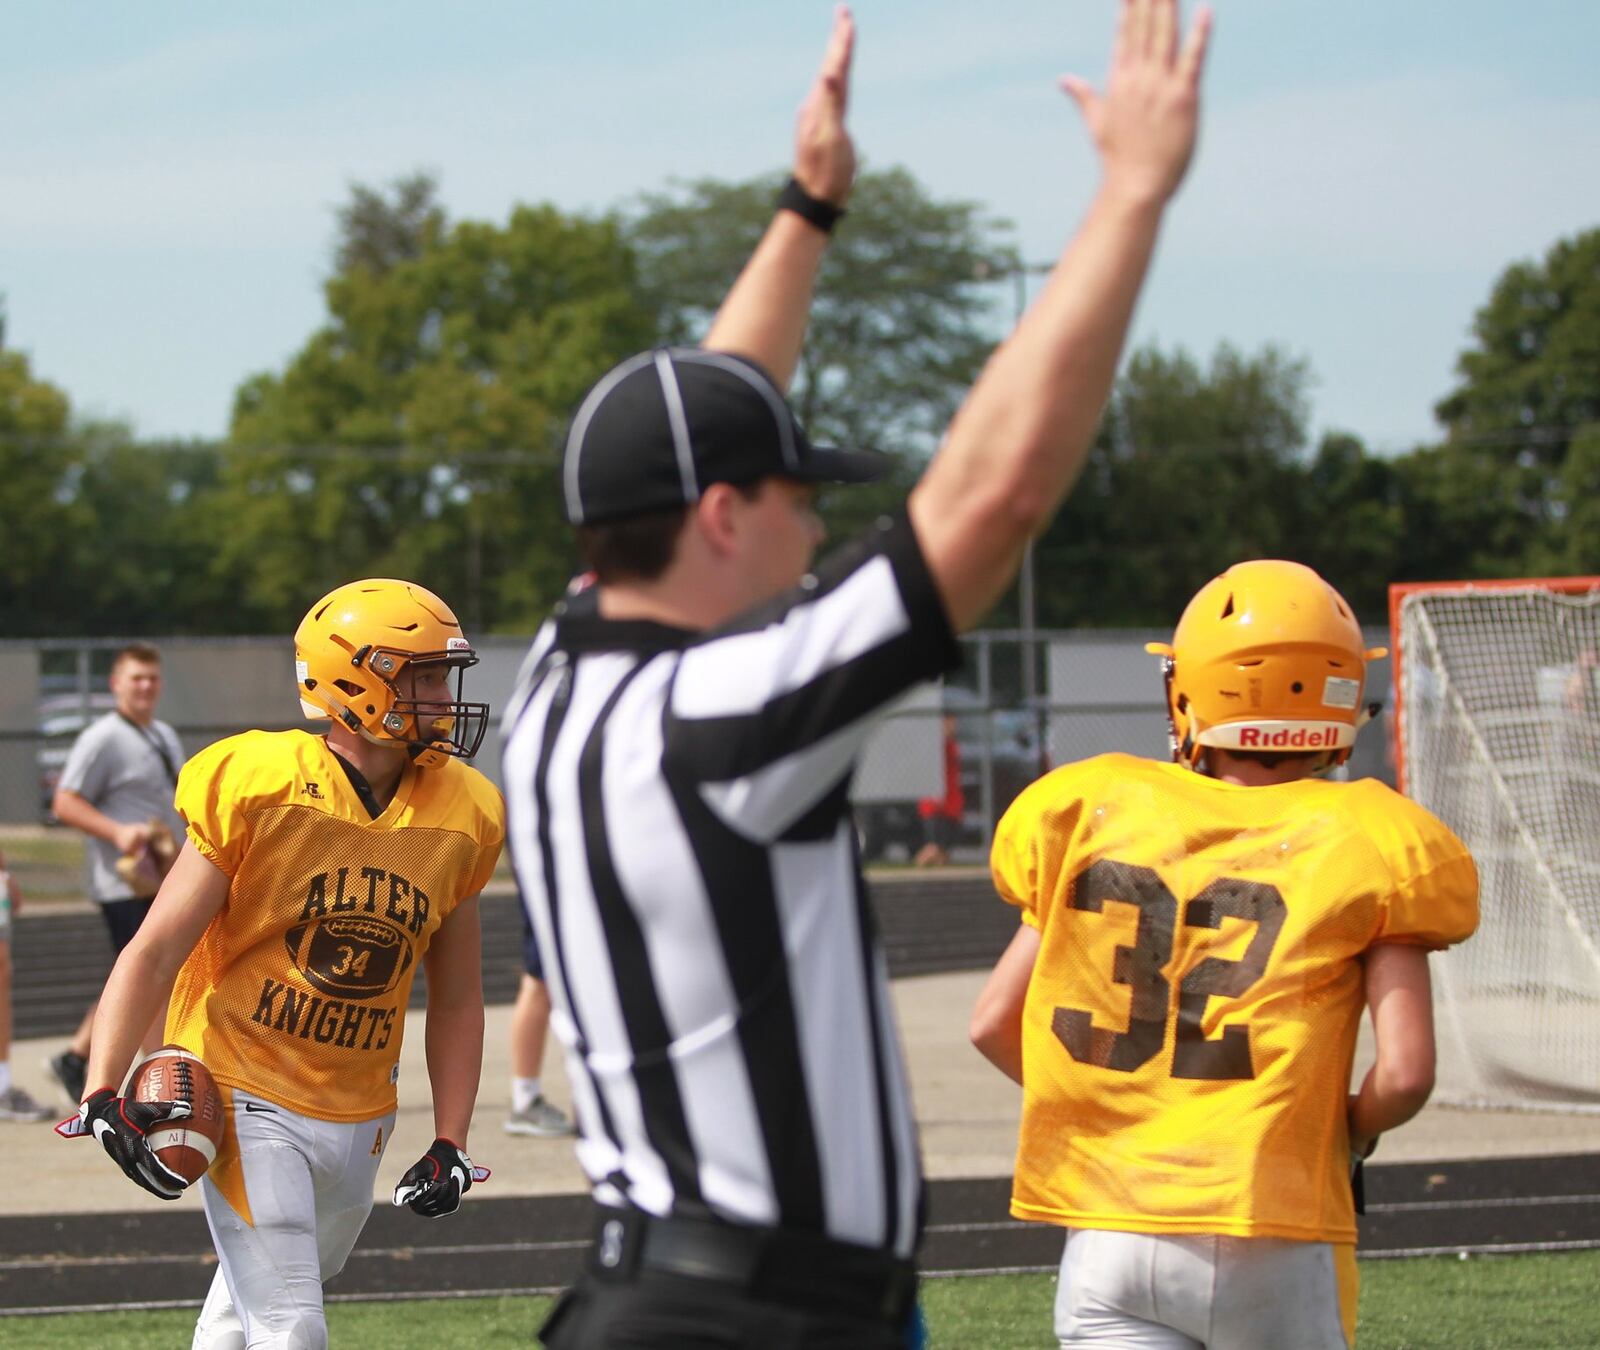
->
<box><xmin>0</xmin><ymin>629</ymin><xmax>1396</xmax><ymax>868</ymax></box>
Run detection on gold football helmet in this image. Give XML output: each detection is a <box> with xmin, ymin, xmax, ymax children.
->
<box><xmin>1147</xmin><ymin>560</ymin><xmax>1386</xmax><ymax>769</ymax></box>
<box><xmin>294</xmin><ymin>579</ymin><xmax>488</xmax><ymax>770</ymax></box>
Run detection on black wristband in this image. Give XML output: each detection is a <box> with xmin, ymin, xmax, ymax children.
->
<box><xmin>777</xmin><ymin>177</ymin><xmax>845</xmax><ymax>234</ymax></box>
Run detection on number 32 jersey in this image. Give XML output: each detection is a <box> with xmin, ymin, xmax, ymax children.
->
<box><xmin>991</xmin><ymin>753</ymin><xmax>1478</xmax><ymax>1244</ymax></box>
<box><xmin>166</xmin><ymin>730</ymin><xmax>504</xmax><ymax>1122</ymax></box>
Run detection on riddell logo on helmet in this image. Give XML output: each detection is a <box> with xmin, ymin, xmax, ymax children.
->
<box><xmin>1236</xmin><ymin>726</ymin><xmax>1340</xmax><ymax>749</ymax></box>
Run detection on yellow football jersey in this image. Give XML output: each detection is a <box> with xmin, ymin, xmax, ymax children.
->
<box><xmin>167</xmin><ymin>730</ymin><xmax>504</xmax><ymax>1122</ymax></box>
<box><xmin>991</xmin><ymin>753</ymin><xmax>1478</xmax><ymax>1244</ymax></box>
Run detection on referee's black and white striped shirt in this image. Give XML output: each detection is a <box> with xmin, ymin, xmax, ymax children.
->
<box><xmin>502</xmin><ymin>512</ymin><xmax>960</xmax><ymax>1258</ymax></box>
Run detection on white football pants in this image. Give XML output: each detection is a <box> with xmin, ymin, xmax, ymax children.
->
<box><xmin>192</xmin><ymin>1089</ymin><xmax>394</xmax><ymax>1350</ymax></box>
<box><xmin>1054</xmin><ymin>1227</ymin><xmax>1353</xmax><ymax>1349</ymax></box>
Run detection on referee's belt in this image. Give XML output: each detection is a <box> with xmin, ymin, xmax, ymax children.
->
<box><xmin>586</xmin><ymin>1204</ymin><xmax>918</xmax><ymax>1324</ymax></box>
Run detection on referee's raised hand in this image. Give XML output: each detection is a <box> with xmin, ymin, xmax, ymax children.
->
<box><xmin>793</xmin><ymin>4</ymin><xmax>856</xmax><ymax>208</ymax></box>
<box><xmin>1061</xmin><ymin>0</ymin><xmax>1213</xmax><ymax>208</ymax></box>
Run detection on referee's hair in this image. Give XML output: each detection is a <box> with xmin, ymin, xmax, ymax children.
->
<box><xmin>576</xmin><ymin>505</ymin><xmax>689</xmax><ymax>584</ymax></box>
<box><xmin>575</xmin><ymin>482</ymin><xmax>764</xmax><ymax>585</ymax></box>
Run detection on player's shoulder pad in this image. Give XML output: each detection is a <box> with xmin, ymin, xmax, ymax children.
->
<box><xmin>177</xmin><ymin>729</ymin><xmax>312</xmax><ymax>803</ymax></box>
<box><xmin>1342</xmin><ymin>779</ymin><xmax>1479</xmax><ymax>943</ymax></box>
<box><xmin>1341</xmin><ymin>778</ymin><xmax>1470</xmax><ymax>863</ymax></box>
<box><xmin>423</xmin><ymin>757</ymin><xmax>506</xmax><ymax>840</ymax></box>
<box><xmin>995</xmin><ymin>754</ymin><xmax>1133</xmax><ymax>847</ymax></box>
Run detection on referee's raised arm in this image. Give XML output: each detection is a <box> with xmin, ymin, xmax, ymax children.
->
<box><xmin>701</xmin><ymin>5</ymin><xmax>856</xmax><ymax>387</ymax></box>
<box><xmin>909</xmin><ymin>0</ymin><xmax>1213</xmax><ymax>632</ymax></box>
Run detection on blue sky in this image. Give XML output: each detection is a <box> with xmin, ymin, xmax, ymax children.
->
<box><xmin>3</xmin><ymin>1</ymin><xmax>1595</xmax><ymax>452</ymax></box>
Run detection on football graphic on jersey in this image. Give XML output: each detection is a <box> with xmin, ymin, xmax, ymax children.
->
<box><xmin>285</xmin><ymin>915</ymin><xmax>414</xmax><ymax>998</ymax></box>
<box><xmin>131</xmin><ymin>1046</ymin><xmax>225</xmax><ymax>1188</ymax></box>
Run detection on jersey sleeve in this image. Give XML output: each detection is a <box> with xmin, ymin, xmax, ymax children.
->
<box><xmin>1363</xmin><ymin>789</ymin><xmax>1480</xmax><ymax>948</ymax></box>
<box><xmin>665</xmin><ymin>510</ymin><xmax>963</xmax><ymax>839</ymax></box>
<box><xmin>463</xmin><ymin>781</ymin><xmax>506</xmax><ymax>898</ymax></box>
<box><xmin>990</xmin><ymin>764</ymin><xmax>1091</xmax><ymax>931</ymax></box>
<box><xmin>174</xmin><ymin>736</ymin><xmax>256</xmax><ymax>878</ymax></box>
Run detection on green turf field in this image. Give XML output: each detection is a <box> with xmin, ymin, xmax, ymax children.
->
<box><xmin>5</xmin><ymin>1251</ymin><xmax>1598</xmax><ymax>1348</ymax></box>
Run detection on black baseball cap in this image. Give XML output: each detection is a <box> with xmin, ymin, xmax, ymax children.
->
<box><xmin>562</xmin><ymin>347</ymin><xmax>887</xmax><ymax>525</ymax></box>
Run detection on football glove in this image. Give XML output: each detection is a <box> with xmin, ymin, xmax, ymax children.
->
<box><xmin>391</xmin><ymin>1137</ymin><xmax>490</xmax><ymax>1218</ymax></box>
<box><xmin>63</xmin><ymin>1087</ymin><xmax>192</xmax><ymax>1200</ymax></box>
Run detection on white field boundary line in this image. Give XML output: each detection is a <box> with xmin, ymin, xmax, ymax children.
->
<box><xmin>8</xmin><ymin>1244</ymin><xmax>1600</xmax><ymax>1318</ymax></box>
<box><xmin>1365</xmin><ymin>1192</ymin><xmax>1600</xmax><ymax>1213</ymax></box>
<box><xmin>9</xmin><ymin>1195</ymin><xmax>1598</xmax><ymax>1275</ymax></box>
<box><xmin>0</xmin><ymin>1236</ymin><xmax>590</xmax><ymax>1270</ymax></box>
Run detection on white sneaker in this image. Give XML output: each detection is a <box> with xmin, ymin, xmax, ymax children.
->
<box><xmin>504</xmin><ymin>1096</ymin><xmax>575</xmax><ymax>1137</ymax></box>
<box><xmin>0</xmin><ymin>1085</ymin><xmax>55</xmax><ymax>1122</ymax></box>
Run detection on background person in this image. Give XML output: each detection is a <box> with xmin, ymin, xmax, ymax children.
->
<box><xmin>63</xmin><ymin>579</ymin><xmax>504</xmax><ymax>1350</ymax></box>
<box><xmin>503</xmin><ymin>4</ymin><xmax>1212</xmax><ymax>1345</ymax></box>
<box><xmin>504</xmin><ymin>902</ymin><xmax>575</xmax><ymax>1137</ymax></box>
<box><xmin>914</xmin><ymin>712</ymin><xmax>964</xmax><ymax>867</ymax></box>
<box><xmin>46</xmin><ymin>641</ymin><xmax>185</xmax><ymax>1104</ymax></box>
<box><xmin>971</xmin><ymin>560</ymin><xmax>1481</xmax><ymax>1349</ymax></box>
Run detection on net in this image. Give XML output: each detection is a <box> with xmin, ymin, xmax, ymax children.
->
<box><xmin>1391</xmin><ymin>577</ymin><xmax>1600</xmax><ymax>1112</ymax></box>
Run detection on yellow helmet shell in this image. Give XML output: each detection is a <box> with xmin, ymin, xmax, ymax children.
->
<box><xmin>1146</xmin><ymin>560</ymin><xmax>1385</xmax><ymax>768</ymax></box>
<box><xmin>294</xmin><ymin>578</ymin><xmax>483</xmax><ymax>769</ymax></box>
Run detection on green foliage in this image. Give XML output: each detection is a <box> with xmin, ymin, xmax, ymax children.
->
<box><xmin>7</xmin><ymin>198</ymin><xmax>1597</xmax><ymax>639</ymax></box>
<box><xmin>629</xmin><ymin>167</ymin><xmax>1016</xmax><ymax>456</ymax></box>
<box><xmin>0</xmin><ymin>350</ymin><xmax>82</xmax><ymax>633</ymax></box>
<box><xmin>1034</xmin><ymin>342</ymin><xmax>1320</xmax><ymax>628</ymax></box>
<box><xmin>15</xmin><ymin>1253</ymin><xmax>1600</xmax><ymax>1349</ymax></box>
<box><xmin>1414</xmin><ymin>227</ymin><xmax>1600</xmax><ymax>582</ymax></box>
<box><xmin>334</xmin><ymin>171</ymin><xmax>449</xmax><ymax>278</ymax></box>
<box><xmin>1435</xmin><ymin>228</ymin><xmax>1600</xmax><ymax>463</ymax></box>
<box><xmin>219</xmin><ymin>181</ymin><xmax>660</xmax><ymax>632</ymax></box>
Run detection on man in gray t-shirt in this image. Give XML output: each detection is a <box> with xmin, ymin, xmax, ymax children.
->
<box><xmin>45</xmin><ymin>643</ymin><xmax>186</xmax><ymax>1105</ymax></box>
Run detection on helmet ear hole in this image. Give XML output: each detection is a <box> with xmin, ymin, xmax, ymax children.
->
<box><xmin>1220</xmin><ymin>594</ymin><xmax>1234</xmax><ymax>618</ymax></box>
<box><xmin>333</xmin><ymin>679</ymin><xmax>364</xmax><ymax>698</ymax></box>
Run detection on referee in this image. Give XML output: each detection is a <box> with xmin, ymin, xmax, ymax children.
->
<box><xmin>503</xmin><ymin>5</ymin><xmax>1212</xmax><ymax>1345</ymax></box>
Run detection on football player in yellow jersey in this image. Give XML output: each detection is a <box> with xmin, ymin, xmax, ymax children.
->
<box><xmin>65</xmin><ymin>579</ymin><xmax>505</xmax><ymax>1349</ymax></box>
<box><xmin>972</xmin><ymin>560</ymin><xmax>1479</xmax><ymax>1350</ymax></box>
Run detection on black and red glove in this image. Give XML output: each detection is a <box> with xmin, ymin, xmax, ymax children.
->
<box><xmin>391</xmin><ymin>1137</ymin><xmax>490</xmax><ymax>1218</ymax></box>
<box><xmin>57</xmin><ymin>1087</ymin><xmax>191</xmax><ymax>1200</ymax></box>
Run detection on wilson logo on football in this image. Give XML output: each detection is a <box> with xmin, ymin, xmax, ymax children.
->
<box><xmin>285</xmin><ymin>915</ymin><xmax>414</xmax><ymax>999</ymax></box>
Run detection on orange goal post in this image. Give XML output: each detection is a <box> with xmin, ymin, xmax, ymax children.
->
<box><xmin>1389</xmin><ymin>576</ymin><xmax>1600</xmax><ymax>1111</ymax></box>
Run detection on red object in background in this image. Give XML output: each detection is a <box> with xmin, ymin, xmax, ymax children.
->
<box><xmin>918</xmin><ymin>725</ymin><xmax>964</xmax><ymax>823</ymax></box>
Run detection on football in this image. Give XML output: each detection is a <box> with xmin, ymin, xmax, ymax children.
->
<box><xmin>129</xmin><ymin>1046</ymin><xmax>226</xmax><ymax>1188</ymax></box>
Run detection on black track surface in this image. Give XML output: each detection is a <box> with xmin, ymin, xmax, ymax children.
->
<box><xmin>2</xmin><ymin>1155</ymin><xmax>1595</xmax><ymax>1316</ymax></box>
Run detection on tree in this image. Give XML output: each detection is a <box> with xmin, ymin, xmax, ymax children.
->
<box><xmin>628</xmin><ymin>167</ymin><xmax>1017</xmax><ymax>461</ymax></box>
<box><xmin>1418</xmin><ymin>228</ymin><xmax>1600</xmax><ymax>578</ymax></box>
<box><xmin>1293</xmin><ymin>431</ymin><xmax>1404</xmax><ymax>620</ymax></box>
<box><xmin>0</xmin><ymin>347</ymin><xmax>83</xmax><ymax>634</ymax></box>
<box><xmin>334</xmin><ymin>171</ymin><xmax>449</xmax><ymax>278</ymax></box>
<box><xmin>1033</xmin><ymin>342</ymin><xmax>1316</xmax><ymax>627</ymax></box>
<box><xmin>220</xmin><ymin>180</ymin><xmax>659</xmax><ymax>632</ymax></box>
<box><xmin>59</xmin><ymin>433</ymin><xmax>249</xmax><ymax>635</ymax></box>
<box><xmin>1435</xmin><ymin>228</ymin><xmax>1600</xmax><ymax>467</ymax></box>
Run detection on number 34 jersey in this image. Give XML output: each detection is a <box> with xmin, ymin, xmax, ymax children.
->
<box><xmin>166</xmin><ymin>730</ymin><xmax>504</xmax><ymax>1122</ymax></box>
<box><xmin>991</xmin><ymin>753</ymin><xmax>1479</xmax><ymax>1244</ymax></box>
